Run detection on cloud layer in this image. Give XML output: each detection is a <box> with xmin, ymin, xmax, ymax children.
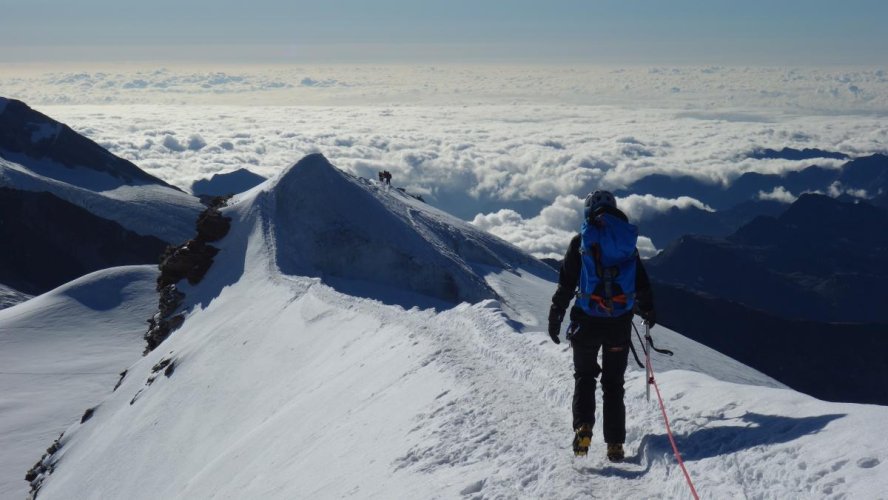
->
<box><xmin>471</xmin><ymin>194</ymin><xmax>710</xmax><ymax>259</ymax></box>
<box><xmin>3</xmin><ymin>64</ymin><xmax>888</xmax><ymax>113</ymax></box>
<box><xmin>5</xmin><ymin>64</ymin><xmax>886</xmax><ymax>259</ymax></box>
<box><xmin>35</xmin><ymin>102</ymin><xmax>887</xmax><ymax>258</ymax></box>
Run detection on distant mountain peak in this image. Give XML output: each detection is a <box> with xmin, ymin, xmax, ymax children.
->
<box><xmin>268</xmin><ymin>153</ymin><xmax>526</xmax><ymax>305</ymax></box>
<box><xmin>191</xmin><ymin>167</ymin><xmax>266</xmax><ymax>197</ymax></box>
<box><xmin>0</xmin><ymin>97</ymin><xmax>176</xmax><ymax>191</ymax></box>
<box><xmin>779</xmin><ymin>192</ymin><xmax>886</xmax><ymax>228</ymax></box>
<box><xmin>748</xmin><ymin>147</ymin><xmax>849</xmax><ymax>161</ymax></box>
<box><xmin>0</xmin><ymin>98</ymin><xmax>203</xmax><ymax>244</ymax></box>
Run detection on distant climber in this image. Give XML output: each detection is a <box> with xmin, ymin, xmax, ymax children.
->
<box><xmin>547</xmin><ymin>190</ymin><xmax>656</xmax><ymax>461</ymax></box>
<box><xmin>378</xmin><ymin>171</ymin><xmax>385</xmax><ymax>183</ymax></box>
<box><xmin>382</xmin><ymin>170</ymin><xmax>392</xmax><ymax>186</ymax></box>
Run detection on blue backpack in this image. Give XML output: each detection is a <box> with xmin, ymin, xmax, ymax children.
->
<box><xmin>576</xmin><ymin>213</ymin><xmax>639</xmax><ymax>317</ymax></box>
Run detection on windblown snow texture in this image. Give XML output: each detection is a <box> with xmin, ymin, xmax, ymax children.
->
<box><xmin>0</xmin><ymin>266</ymin><xmax>156</xmax><ymax>499</ymax></box>
<box><xmin>0</xmin><ymin>283</ymin><xmax>31</xmax><ymax>309</ymax></box>
<box><xmin>11</xmin><ymin>154</ymin><xmax>888</xmax><ymax>500</ymax></box>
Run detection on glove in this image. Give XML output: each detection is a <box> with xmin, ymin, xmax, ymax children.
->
<box><xmin>639</xmin><ymin>308</ymin><xmax>656</xmax><ymax>329</ymax></box>
<box><xmin>548</xmin><ymin>321</ymin><xmax>561</xmax><ymax>344</ymax></box>
<box><xmin>548</xmin><ymin>308</ymin><xmax>564</xmax><ymax>344</ymax></box>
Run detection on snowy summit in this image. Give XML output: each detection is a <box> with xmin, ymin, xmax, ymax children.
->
<box><xmin>10</xmin><ymin>154</ymin><xmax>888</xmax><ymax>499</ymax></box>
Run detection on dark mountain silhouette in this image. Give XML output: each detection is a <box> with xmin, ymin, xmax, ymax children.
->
<box><xmin>721</xmin><ymin>165</ymin><xmax>838</xmax><ymax>206</ymax></box>
<box><xmin>836</xmin><ymin>154</ymin><xmax>888</xmax><ymax>209</ymax></box>
<box><xmin>0</xmin><ymin>187</ymin><xmax>168</xmax><ymax>297</ymax></box>
<box><xmin>0</xmin><ymin>97</ymin><xmax>176</xmax><ymax>190</ymax></box>
<box><xmin>649</xmin><ymin>234</ymin><xmax>824</xmax><ymax>319</ymax></box>
<box><xmin>191</xmin><ymin>168</ymin><xmax>267</xmax><ymax>197</ymax></box>
<box><xmin>637</xmin><ymin>199</ymin><xmax>786</xmax><ymax>249</ymax></box>
<box><xmin>616</xmin><ymin>174</ymin><xmax>717</xmax><ymax>205</ymax></box>
<box><xmin>620</xmin><ymin>154</ymin><xmax>887</xmax><ymax>211</ymax></box>
<box><xmin>652</xmin><ymin>281</ymin><xmax>888</xmax><ymax>405</ymax></box>
<box><xmin>747</xmin><ymin>147</ymin><xmax>849</xmax><ymax>161</ymax></box>
<box><xmin>647</xmin><ymin>193</ymin><xmax>888</xmax><ymax>323</ymax></box>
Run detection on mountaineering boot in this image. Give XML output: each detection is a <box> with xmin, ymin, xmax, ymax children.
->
<box><xmin>606</xmin><ymin>443</ymin><xmax>625</xmax><ymax>463</ymax></box>
<box><xmin>572</xmin><ymin>424</ymin><xmax>592</xmax><ymax>457</ymax></box>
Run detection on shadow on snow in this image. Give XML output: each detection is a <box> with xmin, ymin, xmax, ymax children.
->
<box><xmin>577</xmin><ymin>412</ymin><xmax>845</xmax><ymax>478</ymax></box>
<box><xmin>640</xmin><ymin>412</ymin><xmax>845</xmax><ymax>462</ymax></box>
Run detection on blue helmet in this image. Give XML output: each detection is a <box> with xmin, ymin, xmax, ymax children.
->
<box><xmin>584</xmin><ymin>190</ymin><xmax>616</xmax><ymax>219</ymax></box>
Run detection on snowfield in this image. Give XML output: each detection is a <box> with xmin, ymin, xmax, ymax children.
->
<box><xmin>0</xmin><ymin>156</ymin><xmax>202</xmax><ymax>244</ymax></box>
<box><xmin>9</xmin><ymin>155</ymin><xmax>888</xmax><ymax>499</ymax></box>
<box><xmin>0</xmin><ymin>266</ymin><xmax>157</xmax><ymax>499</ymax></box>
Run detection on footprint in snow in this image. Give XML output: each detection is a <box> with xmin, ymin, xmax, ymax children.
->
<box><xmin>830</xmin><ymin>459</ymin><xmax>848</xmax><ymax>472</ymax></box>
<box><xmin>459</xmin><ymin>479</ymin><xmax>485</xmax><ymax>495</ymax></box>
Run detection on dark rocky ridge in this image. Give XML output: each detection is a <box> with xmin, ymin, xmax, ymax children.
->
<box><xmin>748</xmin><ymin>147</ymin><xmax>849</xmax><ymax>161</ymax></box>
<box><xmin>25</xmin><ymin>432</ymin><xmax>63</xmax><ymax>499</ymax></box>
<box><xmin>144</xmin><ymin>196</ymin><xmax>232</xmax><ymax>353</ymax></box>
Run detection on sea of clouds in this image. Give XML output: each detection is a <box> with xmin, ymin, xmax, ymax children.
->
<box><xmin>3</xmin><ymin>64</ymin><xmax>886</xmax><ymax>258</ymax></box>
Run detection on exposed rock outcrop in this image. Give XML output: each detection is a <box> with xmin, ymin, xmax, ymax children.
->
<box><xmin>25</xmin><ymin>433</ymin><xmax>64</xmax><ymax>499</ymax></box>
<box><xmin>144</xmin><ymin>196</ymin><xmax>232</xmax><ymax>354</ymax></box>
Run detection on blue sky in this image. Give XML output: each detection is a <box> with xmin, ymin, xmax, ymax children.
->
<box><xmin>2</xmin><ymin>0</ymin><xmax>887</xmax><ymax>64</ymax></box>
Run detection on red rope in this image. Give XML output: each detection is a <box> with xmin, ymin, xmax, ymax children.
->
<box><xmin>648</xmin><ymin>362</ymin><xmax>701</xmax><ymax>500</ymax></box>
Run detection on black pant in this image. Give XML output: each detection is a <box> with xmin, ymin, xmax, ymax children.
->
<box><xmin>569</xmin><ymin>316</ymin><xmax>631</xmax><ymax>444</ymax></box>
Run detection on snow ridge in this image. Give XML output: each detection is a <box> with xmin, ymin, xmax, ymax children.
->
<box><xmin>265</xmin><ymin>153</ymin><xmax>552</xmax><ymax>307</ymax></box>
<box><xmin>19</xmin><ymin>153</ymin><xmax>888</xmax><ymax>499</ymax></box>
<box><xmin>0</xmin><ymin>157</ymin><xmax>202</xmax><ymax>243</ymax></box>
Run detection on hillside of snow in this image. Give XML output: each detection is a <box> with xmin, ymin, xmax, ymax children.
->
<box><xmin>18</xmin><ymin>155</ymin><xmax>888</xmax><ymax>499</ymax></box>
<box><xmin>0</xmin><ymin>97</ymin><xmax>173</xmax><ymax>191</ymax></box>
<box><xmin>0</xmin><ymin>156</ymin><xmax>202</xmax><ymax>244</ymax></box>
<box><xmin>0</xmin><ymin>266</ymin><xmax>157</xmax><ymax>499</ymax></box>
<box><xmin>0</xmin><ymin>97</ymin><xmax>203</xmax><ymax>243</ymax></box>
<box><xmin>0</xmin><ymin>283</ymin><xmax>31</xmax><ymax>309</ymax></box>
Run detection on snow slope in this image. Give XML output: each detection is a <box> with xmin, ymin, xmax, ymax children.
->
<box><xmin>0</xmin><ymin>266</ymin><xmax>157</xmax><ymax>499</ymax></box>
<box><xmin>0</xmin><ymin>97</ymin><xmax>201</xmax><ymax>242</ymax></box>
<box><xmin>0</xmin><ymin>157</ymin><xmax>202</xmax><ymax>244</ymax></box>
<box><xmin>25</xmin><ymin>155</ymin><xmax>888</xmax><ymax>499</ymax></box>
<box><xmin>0</xmin><ymin>283</ymin><xmax>31</xmax><ymax>309</ymax></box>
<box><xmin>0</xmin><ymin>97</ymin><xmax>173</xmax><ymax>191</ymax></box>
